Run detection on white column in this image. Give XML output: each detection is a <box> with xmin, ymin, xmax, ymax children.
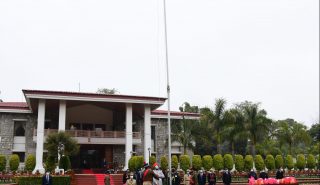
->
<box><xmin>124</xmin><ymin>103</ymin><xmax>133</xmax><ymax>170</ymax></box>
<box><xmin>144</xmin><ymin>104</ymin><xmax>151</xmax><ymax>164</ymax></box>
<box><xmin>33</xmin><ymin>99</ymin><xmax>46</xmax><ymax>174</ymax></box>
<box><xmin>58</xmin><ymin>100</ymin><xmax>66</xmax><ymax>131</ymax></box>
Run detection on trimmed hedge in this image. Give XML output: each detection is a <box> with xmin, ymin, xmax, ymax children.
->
<box><xmin>172</xmin><ymin>155</ymin><xmax>178</xmax><ymax>169</ymax></box>
<box><xmin>234</xmin><ymin>155</ymin><xmax>244</xmax><ymax>172</ymax></box>
<box><xmin>306</xmin><ymin>154</ymin><xmax>316</xmax><ymax>169</ymax></box>
<box><xmin>296</xmin><ymin>154</ymin><xmax>305</xmax><ymax>170</ymax></box>
<box><xmin>254</xmin><ymin>155</ymin><xmax>265</xmax><ymax>171</ymax></box>
<box><xmin>275</xmin><ymin>155</ymin><xmax>284</xmax><ymax>169</ymax></box>
<box><xmin>223</xmin><ymin>154</ymin><xmax>233</xmax><ymax>170</ymax></box>
<box><xmin>160</xmin><ymin>156</ymin><xmax>168</xmax><ymax>170</ymax></box>
<box><xmin>25</xmin><ymin>154</ymin><xmax>36</xmax><ymax>172</ymax></box>
<box><xmin>0</xmin><ymin>155</ymin><xmax>6</xmax><ymax>172</ymax></box>
<box><xmin>149</xmin><ymin>155</ymin><xmax>156</xmax><ymax>167</ymax></box>
<box><xmin>285</xmin><ymin>155</ymin><xmax>294</xmax><ymax>170</ymax></box>
<box><xmin>9</xmin><ymin>154</ymin><xmax>20</xmax><ymax>171</ymax></box>
<box><xmin>180</xmin><ymin>155</ymin><xmax>190</xmax><ymax>172</ymax></box>
<box><xmin>192</xmin><ymin>155</ymin><xmax>202</xmax><ymax>170</ymax></box>
<box><xmin>244</xmin><ymin>155</ymin><xmax>253</xmax><ymax>171</ymax></box>
<box><xmin>128</xmin><ymin>156</ymin><xmax>136</xmax><ymax>171</ymax></box>
<box><xmin>265</xmin><ymin>154</ymin><xmax>275</xmax><ymax>171</ymax></box>
<box><xmin>202</xmin><ymin>155</ymin><xmax>213</xmax><ymax>171</ymax></box>
<box><xmin>135</xmin><ymin>156</ymin><xmax>144</xmax><ymax>170</ymax></box>
<box><xmin>15</xmin><ymin>176</ymin><xmax>70</xmax><ymax>185</ymax></box>
<box><xmin>59</xmin><ymin>156</ymin><xmax>71</xmax><ymax>171</ymax></box>
<box><xmin>213</xmin><ymin>154</ymin><xmax>224</xmax><ymax>171</ymax></box>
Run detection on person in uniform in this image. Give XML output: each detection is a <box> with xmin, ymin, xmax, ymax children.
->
<box><xmin>259</xmin><ymin>170</ymin><xmax>268</xmax><ymax>179</ymax></box>
<box><xmin>197</xmin><ymin>170</ymin><xmax>206</xmax><ymax>185</ymax></box>
<box><xmin>127</xmin><ymin>173</ymin><xmax>137</xmax><ymax>185</ymax></box>
<box><xmin>222</xmin><ymin>169</ymin><xmax>231</xmax><ymax>185</ymax></box>
<box><xmin>207</xmin><ymin>169</ymin><xmax>216</xmax><ymax>185</ymax></box>
<box><xmin>171</xmin><ymin>168</ymin><xmax>180</xmax><ymax>185</ymax></box>
<box><xmin>183</xmin><ymin>169</ymin><xmax>191</xmax><ymax>185</ymax></box>
<box><xmin>153</xmin><ymin>163</ymin><xmax>165</xmax><ymax>185</ymax></box>
<box><xmin>248</xmin><ymin>169</ymin><xmax>257</xmax><ymax>180</ymax></box>
<box><xmin>143</xmin><ymin>163</ymin><xmax>159</xmax><ymax>185</ymax></box>
<box><xmin>276</xmin><ymin>168</ymin><xmax>284</xmax><ymax>179</ymax></box>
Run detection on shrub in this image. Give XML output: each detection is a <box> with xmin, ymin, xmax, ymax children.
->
<box><xmin>45</xmin><ymin>156</ymin><xmax>56</xmax><ymax>173</ymax></box>
<box><xmin>254</xmin><ymin>155</ymin><xmax>265</xmax><ymax>171</ymax></box>
<box><xmin>296</xmin><ymin>154</ymin><xmax>305</xmax><ymax>170</ymax></box>
<box><xmin>180</xmin><ymin>155</ymin><xmax>191</xmax><ymax>172</ymax></box>
<box><xmin>285</xmin><ymin>155</ymin><xmax>294</xmax><ymax>170</ymax></box>
<box><xmin>25</xmin><ymin>154</ymin><xmax>36</xmax><ymax>172</ymax></box>
<box><xmin>202</xmin><ymin>155</ymin><xmax>213</xmax><ymax>171</ymax></box>
<box><xmin>0</xmin><ymin>155</ymin><xmax>6</xmax><ymax>172</ymax></box>
<box><xmin>192</xmin><ymin>155</ymin><xmax>202</xmax><ymax>170</ymax></box>
<box><xmin>275</xmin><ymin>155</ymin><xmax>284</xmax><ymax>169</ymax></box>
<box><xmin>172</xmin><ymin>155</ymin><xmax>178</xmax><ymax>169</ymax></box>
<box><xmin>244</xmin><ymin>155</ymin><xmax>253</xmax><ymax>171</ymax></box>
<box><xmin>128</xmin><ymin>156</ymin><xmax>136</xmax><ymax>171</ymax></box>
<box><xmin>213</xmin><ymin>154</ymin><xmax>224</xmax><ymax>171</ymax></box>
<box><xmin>135</xmin><ymin>156</ymin><xmax>144</xmax><ymax>170</ymax></box>
<box><xmin>9</xmin><ymin>154</ymin><xmax>20</xmax><ymax>171</ymax></box>
<box><xmin>149</xmin><ymin>155</ymin><xmax>156</xmax><ymax>167</ymax></box>
<box><xmin>234</xmin><ymin>155</ymin><xmax>244</xmax><ymax>172</ymax></box>
<box><xmin>59</xmin><ymin>156</ymin><xmax>71</xmax><ymax>171</ymax></box>
<box><xmin>15</xmin><ymin>176</ymin><xmax>70</xmax><ymax>185</ymax></box>
<box><xmin>223</xmin><ymin>154</ymin><xmax>233</xmax><ymax>170</ymax></box>
<box><xmin>160</xmin><ymin>156</ymin><xmax>168</xmax><ymax>170</ymax></box>
<box><xmin>265</xmin><ymin>154</ymin><xmax>275</xmax><ymax>171</ymax></box>
<box><xmin>306</xmin><ymin>154</ymin><xmax>316</xmax><ymax>169</ymax></box>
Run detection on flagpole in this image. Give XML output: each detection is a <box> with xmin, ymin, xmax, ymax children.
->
<box><xmin>162</xmin><ymin>0</ymin><xmax>172</xmax><ymax>184</ymax></box>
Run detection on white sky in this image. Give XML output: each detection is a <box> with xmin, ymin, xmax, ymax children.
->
<box><xmin>0</xmin><ymin>0</ymin><xmax>319</xmax><ymax>127</ymax></box>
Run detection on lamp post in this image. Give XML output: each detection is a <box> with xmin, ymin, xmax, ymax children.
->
<box><xmin>148</xmin><ymin>147</ymin><xmax>151</xmax><ymax>161</ymax></box>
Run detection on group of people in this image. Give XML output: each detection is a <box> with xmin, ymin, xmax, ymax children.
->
<box><xmin>248</xmin><ymin>168</ymin><xmax>284</xmax><ymax>180</ymax></box>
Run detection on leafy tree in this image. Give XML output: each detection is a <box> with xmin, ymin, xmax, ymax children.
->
<box><xmin>244</xmin><ymin>155</ymin><xmax>253</xmax><ymax>171</ymax></box>
<box><xmin>296</xmin><ymin>154</ymin><xmax>305</xmax><ymax>170</ymax></box>
<box><xmin>96</xmin><ymin>88</ymin><xmax>119</xmax><ymax>94</ymax></box>
<box><xmin>213</xmin><ymin>154</ymin><xmax>224</xmax><ymax>171</ymax></box>
<box><xmin>9</xmin><ymin>154</ymin><xmax>20</xmax><ymax>171</ymax></box>
<box><xmin>0</xmin><ymin>155</ymin><xmax>6</xmax><ymax>172</ymax></box>
<box><xmin>172</xmin><ymin>155</ymin><xmax>178</xmax><ymax>169</ymax></box>
<box><xmin>306</xmin><ymin>154</ymin><xmax>316</xmax><ymax>169</ymax></box>
<box><xmin>135</xmin><ymin>156</ymin><xmax>144</xmax><ymax>170</ymax></box>
<box><xmin>149</xmin><ymin>155</ymin><xmax>156</xmax><ymax>167</ymax></box>
<box><xmin>275</xmin><ymin>155</ymin><xmax>284</xmax><ymax>169</ymax></box>
<box><xmin>45</xmin><ymin>156</ymin><xmax>56</xmax><ymax>173</ymax></box>
<box><xmin>59</xmin><ymin>156</ymin><xmax>71</xmax><ymax>171</ymax></box>
<box><xmin>202</xmin><ymin>155</ymin><xmax>213</xmax><ymax>171</ymax></box>
<box><xmin>172</xmin><ymin>117</ymin><xmax>196</xmax><ymax>155</ymax></box>
<box><xmin>308</xmin><ymin>123</ymin><xmax>320</xmax><ymax>143</ymax></box>
<box><xmin>234</xmin><ymin>155</ymin><xmax>244</xmax><ymax>172</ymax></box>
<box><xmin>223</xmin><ymin>154</ymin><xmax>233</xmax><ymax>170</ymax></box>
<box><xmin>180</xmin><ymin>155</ymin><xmax>190</xmax><ymax>172</ymax></box>
<box><xmin>128</xmin><ymin>156</ymin><xmax>136</xmax><ymax>171</ymax></box>
<box><xmin>192</xmin><ymin>155</ymin><xmax>202</xmax><ymax>170</ymax></box>
<box><xmin>285</xmin><ymin>155</ymin><xmax>294</xmax><ymax>170</ymax></box>
<box><xmin>160</xmin><ymin>156</ymin><xmax>168</xmax><ymax>170</ymax></box>
<box><xmin>265</xmin><ymin>155</ymin><xmax>275</xmax><ymax>171</ymax></box>
<box><xmin>254</xmin><ymin>155</ymin><xmax>265</xmax><ymax>171</ymax></box>
<box><xmin>25</xmin><ymin>154</ymin><xmax>36</xmax><ymax>172</ymax></box>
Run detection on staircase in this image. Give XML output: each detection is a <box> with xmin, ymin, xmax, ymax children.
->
<box><xmin>74</xmin><ymin>174</ymin><xmax>97</xmax><ymax>185</ymax></box>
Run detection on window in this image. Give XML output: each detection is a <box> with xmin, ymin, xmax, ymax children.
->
<box><xmin>14</xmin><ymin>121</ymin><xmax>26</xmax><ymax>136</ymax></box>
<box><xmin>12</xmin><ymin>152</ymin><xmax>25</xmax><ymax>162</ymax></box>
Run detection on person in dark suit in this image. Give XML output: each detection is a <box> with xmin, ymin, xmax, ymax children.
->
<box><xmin>197</xmin><ymin>170</ymin><xmax>206</xmax><ymax>185</ymax></box>
<box><xmin>42</xmin><ymin>171</ymin><xmax>53</xmax><ymax>185</ymax></box>
<box><xmin>222</xmin><ymin>169</ymin><xmax>231</xmax><ymax>185</ymax></box>
<box><xmin>259</xmin><ymin>170</ymin><xmax>268</xmax><ymax>179</ymax></box>
<box><xmin>248</xmin><ymin>169</ymin><xmax>257</xmax><ymax>180</ymax></box>
<box><xmin>276</xmin><ymin>168</ymin><xmax>284</xmax><ymax>179</ymax></box>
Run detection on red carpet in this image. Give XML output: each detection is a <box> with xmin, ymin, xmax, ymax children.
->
<box><xmin>95</xmin><ymin>174</ymin><xmax>106</xmax><ymax>185</ymax></box>
<box><xmin>82</xmin><ymin>169</ymin><xmax>94</xmax><ymax>174</ymax></box>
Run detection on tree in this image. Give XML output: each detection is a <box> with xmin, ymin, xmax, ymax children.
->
<box><xmin>285</xmin><ymin>155</ymin><xmax>294</xmax><ymax>170</ymax></box>
<box><xmin>160</xmin><ymin>156</ymin><xmax>168</xmax><ymax>170</ymax></box>
<box><xmin>135</xmin><ymin>156</ymin><xmax>144</xmax><ymax>170</ymax></box>
<box><xmin>25</xmin><ymin>154</ymin><xmax>36</xmax><ymax>172</ymax></box>
<box><xmin>213</xmin><ymin>154</ymin><xmax>224</xmax><ymax>171</ymax></box>
<box><xmin>223</xmin><ymin>154</ymin><xmax>234</xmax><ymax>170</ymax></box>
<box><xmin>306</xmin><ymin>154</ymin><xmax>316</xmax><ymax>169</ymax></box>
<box><xmin>254</xmin><ymin>155</ymin><xmax>265</xmax><ymax>171</ymax></box>
<box><xmin>149</xmin><ymin>155</ymin><xmax>156</xmax><ymax>167</ymax></box>
<box><xmin>129</xmin><ymin>156</ymin><xmax>136</xmax><ymax>171</ymax></box>
<box><xmin>59</xmin><ymin>156</ymin><xmax>71</xmax><ymax>171</ymax></box>
<box><xmin>192</xmin><ymin>155</ymin><xmax>202</xmax><ymax>170</ymax></box>
<box><xmin>244</xmin><ymin>155</ymin><xmax>253</xmax><ymax>171</ymax></box>
<box><xmin>172</xmin><ymin>155</ymin><xmax>178</xmax><ymax>169</ymax></box>
<box><xmin>202</xmin><ymin>155</ymin><xmax>213</xmax><ymax>171</ymax></box>
<box><xmin>0</xmin><ymin>155</ymin><xmax>6</xmax><ymax>172</ymax></box>
<box><xmin>296</xmin><ymin>154</ymin><xmax>305</xmax><ymax>170</ymax></box>
<box><xmin>234</xmin><ymin>155</ymin><xmax>244</xmax><ymax>172</ymax></box>
<box><xmin>275</xmin><ymin>155</ymin><xmax>284</xmax><ymax>169</ymax></box>
<box><xmin>96</xmin><ymin>88</ymin><xmax>119</xmax><ymax>94</ymax></box>
<box><xmin>180</xmin><ymin>155</ymin><xmax>191</xmax><ymax>172</ymax></box>
<box><xmin>265</xmin><ymin>155</ymin><xmax>275</xmax><ymax>171</ymax></box>
<box><xmin>9</xmin><ymin>154</ymin><xmax>20</xmax><ymax>171</ymax></box>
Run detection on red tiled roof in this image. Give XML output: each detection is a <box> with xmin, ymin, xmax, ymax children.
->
<box><xmin>0</xmin><ymin>102</ymin><xmax>30</xmax><ymax>110</ymax></box>
<box><xmin>151</xmin><ymin>110</ymin><xmax>200</xmax><ymax>117</ymax></box>
<box><xmin>23</xmin><ymin>89</ymin><xmax>166</xmax><ymax>102</ymax></box>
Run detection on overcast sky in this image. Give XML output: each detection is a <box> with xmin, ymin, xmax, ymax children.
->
<box><xmin>0</xmin><ymin>0</ymin><xmax>318</xmax><ymax>127</ymax></box>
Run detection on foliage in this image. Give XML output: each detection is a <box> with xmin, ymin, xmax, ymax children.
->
<box><xmin>149</xmin><ymin>155</ymin><xmax>156</xmax><ymax>167</ymax></box>
<box><xmin>265</xmin><ymin>154</ymin><xmax>275</xmax><ymax>171</ymax></box>
<box><xmin>15</xmin><ymin>176</ymin><xmax>70</xmax><ymax>185</ymax></box>
<box><xmin>296</xmin><ymin>154</ymin><xmax>305</xmax><ymax>170</ymax></box>
<box><xmin>128</xmin><ymin>156</ymin><xmax>136</xmax><ymax>171</ymax></box>
<box><xmin>202</xmin><ymin>155</ymin><xmax>213</xmax><ymax>171</ymax></box>
<box><xmin>223</xmin><ymin>154</ymin><xmax>233</xmax><ymax>170</ymax></box>
<box><xmin>212</xmin><ymin>154</ymin><xmax>224</xmax><ymax>171</ymax></box>
<box><xmin>254</xmin><ymin>155</ymin><xmax>265</xmax><ymax>171</ymax></box>
<box><xmin>96</xmin><ymin>88</ymin><xmax>119</xmax><ymax>94</ymax></box>
<box><xmin>191</xmin><ymin>155</ymin><xmax>202</xmax><ymax>170</ymax></box>
<box><xmin>179</xmin><ymin>155</ymin><xmax>190</xmax><ymax>172</ymax></box>
<box><xmin>59</xmin><ymin>156</ymin><xmax>71</xmax><ymax>171</ymax></box>
<box><xmin>285</xmin><ymin>155</ymin><xmax>294</xmax><ymax>170</ymax></box>
<box><xmin>234</xmin><ymin>155</ymin><xmax>244</xmax><ymax>172</ymax></box>
<box><xmin>172</xmin><ymin>155</ymin><xmax>178</xmax><ymax>169</ymax></box>
<box><xmin>0</xmin><ymin>155</ymin><xmax>6</xmax><ymax>172</ymax></box>
<box><xmin>244</xmin><ymin>155</ymin><xmax>253</xmax><ymax>171</ymax></box>
<box><xmin>160</xmin><ymin>156</ymin><xmax>168</xmax><ymax>170</ymax></box>
<box><xmin>135</xmin><ymin>156</ymin><xmax>144</xmax><ymax>170</ymax></box>
<box><xmin>45</xmin><ymin>156</ymin><xmax>56</xmax><ymax>173</ymax></box>
<box><xmin>9</xmin><ymin>154</ymin><xmax>20</xmax><ymax>171</ymax></box>
<box><xmin>306</xmin><ymin>154</ymin><xmax>316</xmax><ymax>169</ymax></box>
<box><xmin>275</xmin><ymin>155</ymin><xmax>284</xmax><ymax>169</ymax></box>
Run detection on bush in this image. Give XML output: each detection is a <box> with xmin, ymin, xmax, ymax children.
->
<box><xmin>265</xmin><ymin>155</ymin><xmax>275</xmax><ymax>171</ymax></box>
<box><xmin>296</xmin><ymin>154</ymin><xmax>305</xmax><ymax>170</ymax></box>
<box><xmin>306</xmin><ymin>154</ymin><xmax>316</xmax><ymax>169</ymax></box>
<box><xmin>254</xmin><ymin>155</ymin><xmax>265</xmax><ymax>171</ymax></box>
<box><xmin>180</xmin><ymin>155</ymin><xmax>190</xmax><ymax>172</ymax></box>
<box><xmin>172</xmin><ymin>155</ymin><xmax>178</xmax><ymax>169</ymax></box>
<box><xmin>213</xmin><ymin>154</ymin><xmax>224</xmax><ymax>171</ymax></box>
<box><xmin>135</xmin><ymin>156</ymin><xmax>144</xmax><ymax>170</ymax></box>
<box><xmin>149</xmin><ymin>155</ymin><xmax>156</xmax><ymax>167</ymax></box>
<box><xmin>285</xmin><ymin>155</ymin><xmax>294</xmax><ymax>170</ymax></box>
<box><xmin>15</xmin><ymin>176</ymin><xmax>70</xmax><ymax>185</ymax></box>
<box><xmin>223</xmin><ymin>154</ymin><xmax>233</xmax><ymax>170</ymax></box>
<box><xmin>234</xmin><ymin>155</ymin><xmax>244</xmax><ymax>172</ymax></box>
<box><xmin>128</xmin><ymin>156</ymin><xmax>136</xmax><ymax>171</ymax></box>
<box><xmin>9</xmin><ymin>154</ymin><xmax>20</xmax><ymax>171</ymax></box>
<box><xmin>244</xmin><ymin>155</ymin><xmax>253</xmax><ymax>171</ymax></box>
<box><xmin>192</xmin><ymin>155</ymin><xmax>202</xmax><ymax>170</ymax></box>
<box><xmin>59</xmin><ymin>156</ymin><xmax>71</xmax><ymax>171</ymax></box>
<box><xmin>25</xmin><ymin>154</ymin><xmax>36</xmax><ymax>172</ymax></box>
<box><xmin>202</xmin><ymin>155</ymin><xmax>213</xmax><ymax>171</ymax></box>
<box><xmin>0</xmin><ymin>155</ymin><xmax>6</xmax><ymax>172</ymax></box>
<box><xmin>275</xmin><ymin>155</ymin><xmax>284</xmax><ymax>169</ymax></box>
<box><xmin>45</xmin><ymin>156</ymin><xmax>56</xmax><ymax>173</ymax></box>
<box><xmin>160</xmin><ymin>156</ymin><xmax>168</xmax><ymax>170</ymax></box>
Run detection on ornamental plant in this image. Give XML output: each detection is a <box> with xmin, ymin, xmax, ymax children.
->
<box><xmin>213</xmin><ymin>154</ymin><xmax>224</xmax><ymax>171</ymax></box>
<box><xmin>0</xmin><ymin>155</ymin><xmax>6</xmax><ymax>172</ymax></box>
<box><xmin>45</xmin><ymin>156</ymin><xmax>56</xmax><ymax>173</ymax></box>
<box><xmin>192</xmin><ymin>155</ymin><xmax>202</xmax><ymax>170</ymax></box>
<box><xmin>234</xmin><ymin>155</ymin><xmax>244</xmax><ymax>172</ymax></box>
<box><xmin>202</xmin><ymin>155</ymin><xmax>213</xmax><ymax>171</ymax></box>
<box><xmin>265</xmin><ymin>155</ymin><xmax>275</xmax><ymax>171</ymax></box>
<box><xmin>149</xmin><ymin>155</ymin><xmax>156</xmax><ymax>167</ymax></box>
<box><xmin>25</xmin><ymin>154</ymin><xmax>36</xmax><ymax>172</ymax></box>
<box><xmin>296</xmin><ymin>154</ymin><xmax>305</xmax><ymax>170</ymax></box>
<box><xmin>285</xmin><ymin>155</ymin><xmax>294</xmax><ymax>170</ymax></box>
<box><xmin>244</xmin><ymin>155</ymin><xmax>253</xmax><ymax>171</ymax></box>
<box><xmin>9</xmin><ymin>154</ymin><xmax>20</xmax><ymax>171</ymax></box>
<box><xmin>59</xmin><ymin>155</ymin><xmax>71</xmax><ymax>171</ymax></box>
<box><xmin>306</xmin><ymin>154</ymin><xmax>316</xmax><ymax>169</ymax></box>
<box><xmin>180</xmin><ymin>155</ymin><xmax>190</xmax><ymax>172</ymax></box>
<box><xmin>275</xmin><ymin>155</ymin><xmax>284</xmax><ymax>169</ymax></box>
<box><xmin>160</xmin><ymin>156</ymin><xmax>168</xmax><ymax>170</ymax></box>
<box><xmin>223</xmin><ymin>154</ymin><xmax>233</xmax><ymax>170</ymax></box>
<box><xmin>172</xmin><ymin>155</ymin><xmax>178</xmax><ymax>169</ymax></box>
<box><xmin>128</xmin><ymin>156</ymin><xmax>136</xmax><ymax>171</ymax></box>
<box><xmin>254</xmin><ymin>155</ymin><xmax>265</xmax><ymax>171</ymax></box>
<box><xmin>135</xmin><ymin>156</ymin><xmax>144</xmax><ymax>170</ymax></box>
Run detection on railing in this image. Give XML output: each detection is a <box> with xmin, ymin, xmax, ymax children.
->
<box><xmin>33</xmin><ymin>129</ymin><xmax>141</xmax><ymax>139</ymax></box>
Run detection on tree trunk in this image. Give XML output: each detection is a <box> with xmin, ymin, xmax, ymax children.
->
<box><xmin>217</xmin><ymin>134</ymin><xmax>221</xmax><ymax>154</ymax></box>
<box><xmin>231</xmin><ymin>141</ymin><xmax>235</xmax><ymax>156</ymax></box>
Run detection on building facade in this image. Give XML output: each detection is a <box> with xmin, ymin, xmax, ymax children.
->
<box><xmin>0</xmin><ymin>89</ymin><xmax>199</xmax><ymax>173</ymax></box>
